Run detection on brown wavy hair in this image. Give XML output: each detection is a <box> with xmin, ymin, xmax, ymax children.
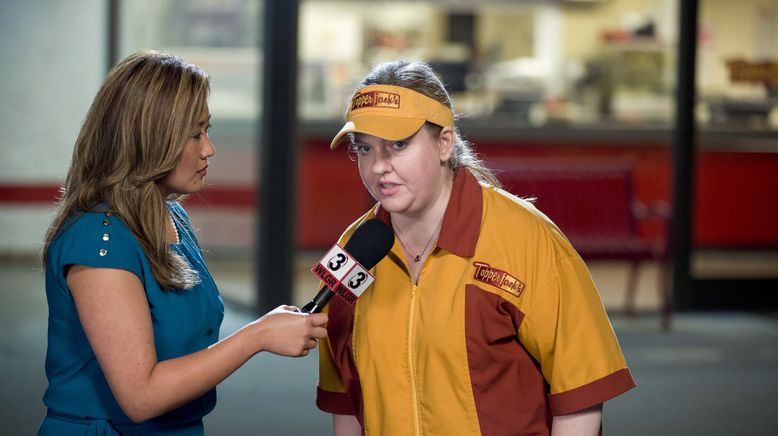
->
<box><xmin>42</xmin><ymin>50</ymin><xmax>210</xmax><ymax>290</ymax></box>
<box><xmin>354</xmin><ymin>60</ymin><xmax>501</xmax><ymax>188</ymax></box>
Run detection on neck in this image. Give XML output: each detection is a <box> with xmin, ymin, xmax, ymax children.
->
<box><xmin>390</xmin><ymin>172</ymin><xmax>453</xmax><ymax>258</ymax></box>
<box><xmin>396</xmin><ymin>173</ymin><xmax>451</xmax><ymax>225</ymax></box>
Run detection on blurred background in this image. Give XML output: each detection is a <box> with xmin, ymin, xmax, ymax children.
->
<box><xmin>1</xmin><ymin>0</ymin><xmax>777</xmax><ymax>435</ymax></box>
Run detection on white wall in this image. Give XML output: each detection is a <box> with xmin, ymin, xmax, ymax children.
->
<box><xmin>0</xmin><ymin>0</ymin><xmax>105</xmax><ymax>254</ymax></box>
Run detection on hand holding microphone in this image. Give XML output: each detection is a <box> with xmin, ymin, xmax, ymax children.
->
<box><xmin>251</xmin><ymin>305</ymin><xmax>328</xmax><ymax>357</ymax></box>
<box><xmin>301</xmin><ymin>219</ymin><xmax>394</xmax><ymax>313</ymax></box>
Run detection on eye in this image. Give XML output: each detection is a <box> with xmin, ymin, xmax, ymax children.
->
<box><xmin>349</xmin><ymin>143</ymin><xmax>372</xmax><ymax>155</ymax></box>
<box><xmin>347</xmin><ymin>143</ymin><xmax>371</xmax><ymax>161</ymax></box>
<box><xmin>192</xmin><ymin>124</ymin><xmax>212</xmax><ymax>140</ymax></box>
<box><xmin>390</xmin><ymin>141</ymin><xmax>408</xmax><ymax>152</ymax></box>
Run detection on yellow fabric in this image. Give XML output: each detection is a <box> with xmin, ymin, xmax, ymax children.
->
<box><xmin>317</xmin><ymin>179</ymin><xmax>630</xmax><ymax>435</ymax></box>
<box><xmin>330</xmin><ymin>84</ymin><xmax>455</xmax><ymax>149</ymax></box>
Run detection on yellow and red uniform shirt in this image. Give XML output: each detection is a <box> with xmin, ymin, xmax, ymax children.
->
<box><xmin>317</xmin><ymin>169</ymin><xmax>635</xmax><ymax>435</ymax></box>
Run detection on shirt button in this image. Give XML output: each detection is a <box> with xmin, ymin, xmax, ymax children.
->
<box><xmin>99</xmin><ymin>249</ymin><xmax>108</xmax><ymax>256</ymax></box>
<box><xmin>102</xmin><ymin>219</ymin><xmax>110</xmax><ymax>226</ymax></box>
<box><xmin>102</xmin><ymin>233</ymin><xmax>110</xmax><ymax>241</ymax></box>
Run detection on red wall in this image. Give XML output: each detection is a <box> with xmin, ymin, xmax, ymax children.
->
<box><xmin>297</xmin><ymin>138</ymin><xmax>778</xmax><ymax>249</ymax></box>
<box><xmin>296</xmin><ymin>139</ymin><xmax>374</xmax><ymax>247</ymax></box>
<box><xmin>3</xmin><ymin>139</ymin><xmax>775</xmax><ymax>250</ymax></box>
<box><xmin>694</xmin><ymin>152</ymin><xmax>778</xmax><ymax>246</ymax></box>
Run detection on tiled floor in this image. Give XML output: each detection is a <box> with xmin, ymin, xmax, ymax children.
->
<box><xmin>2</xmin><ymin>256</ymin><xmax>776</xmax><ymax>435</ymax></box>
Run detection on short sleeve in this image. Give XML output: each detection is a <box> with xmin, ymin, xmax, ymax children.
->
<box><xmin>54</xmin><ymin>213</ymin><xmax>145</xmax><ymax>285</ymax></box>
<box><xmin>519</xmin><ymin>253</ymin><xmax>635</xmax><ymax>416</ymax></box>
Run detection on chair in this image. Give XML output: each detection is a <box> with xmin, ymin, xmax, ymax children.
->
<box><xmin>491</xmin><ymin>157</ymin><xmax>671</xmax><ymax>330</ymax></box>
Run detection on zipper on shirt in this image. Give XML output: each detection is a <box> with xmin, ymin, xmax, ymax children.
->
<box><xmin>408</xmin><ymin>284</ymin><xmax>421</xmax><ymax>436</ymax></box>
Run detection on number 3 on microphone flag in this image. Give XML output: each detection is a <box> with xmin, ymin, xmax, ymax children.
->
<box><xmin>342</xmin><ymin>266</ymin><xmax>374</xmax><ymax>297</ymax></box>
<box><xmin>311</xmin><ymin>244</ymin><xmax>376</xmax><ymax>302</ymax></box>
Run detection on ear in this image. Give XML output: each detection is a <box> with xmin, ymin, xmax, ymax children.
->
<box><xmin>437</xmin><ymin>126</ymin><xmax>454</xmax><ymax>163</ymax></box>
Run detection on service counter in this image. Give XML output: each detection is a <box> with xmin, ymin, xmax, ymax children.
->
<box><xmin>297</xmin><ymin>121</ymin><xmax>778</xmax><ymax>249</ymax></box>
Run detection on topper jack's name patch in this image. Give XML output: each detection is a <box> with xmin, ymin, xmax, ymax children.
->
<box><xmin>311</xmin><ymin>245</ymin><xmax>375</xmax><ymax>304</ymax></box>
<box><xmin>351</xmin><ymin>90</ymin><xmax>401</xmax><ymax>110</ymax></box>
<box><xmin>473</xmin><ymin>262</ymin><xmax>525</xmax><ymax>297</ymax></box>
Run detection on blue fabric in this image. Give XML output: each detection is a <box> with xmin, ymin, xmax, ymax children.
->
<box><xmin>39</xmin><ymin>410</ymin><xmax>204</xmax><ymax>436</ymax></box>
<box><xmin>39</xmin><ymin>202</ymin><xmax>224</xmax><ymax>435</ymax></box>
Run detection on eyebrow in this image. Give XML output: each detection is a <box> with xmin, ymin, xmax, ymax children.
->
<box><xmin>197</xmin><ymin>114</ymin><xmax>212</xmax><ymax>127</ymax></box>
<box><xmin>350</xmin><ymin>140</ymin><xmax>370</xmax><ymax>147</ymax></box>
<box><xmin>352</xmin><ymin>132</ymin><xmax>415</xmax><ymax>147</ymax></box>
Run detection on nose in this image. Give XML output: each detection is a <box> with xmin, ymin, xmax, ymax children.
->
<box><xmin>202</xmin><ymin>137</ymin><xmax>215</xmax><ymax>158</ymax></box>
<box><xmin>370</xmin><ymin>146</ymin><xmax>392</xmax><ymax>175</ymax></box>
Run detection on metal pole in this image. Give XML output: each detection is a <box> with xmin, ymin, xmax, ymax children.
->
<box><xmin>107</xmin><ymin>0</ymin><xmax>119</xmax><ymax>72</ymax></box>
<box><xmin>257</xmin><ymin>0</ymin><xmax>299</xmax><ymax>313</ymax></box>
<box><xmin>670</xmin><ymin>0</ymin><xmax>699</xmax><ymax>311</ymax></box>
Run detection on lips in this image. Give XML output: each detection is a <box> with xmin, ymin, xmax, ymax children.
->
<box><xmin>197</xmin><ymin>165</ymin><xmax>208</xmax><ymax>176</ymax></box>
<box><xmin>377</xmin><ymin>181</ymin><xmax>401</xmax><ymax>196</ymax></box>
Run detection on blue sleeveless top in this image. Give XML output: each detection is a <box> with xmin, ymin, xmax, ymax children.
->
<box><xmin>39</xmin><ymin>202</ymin><xmax>224</xmax><ymax>435</ymax></box>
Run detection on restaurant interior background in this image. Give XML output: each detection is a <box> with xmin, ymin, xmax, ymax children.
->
<box><xmin>2</xmin><ymin>0</ymin><xmax>777</xmax><ymax>308</ymax></box>
<box><xmin>2</xmin><ymin>1</ymin><xmax>778</xmax><ymax>435</ymax></box>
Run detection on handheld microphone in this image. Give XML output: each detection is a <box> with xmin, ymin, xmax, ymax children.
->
<box><xmin>300</xmin><ymin>219</ymin><xmax>394</xmax><ymax>313</ymax></box>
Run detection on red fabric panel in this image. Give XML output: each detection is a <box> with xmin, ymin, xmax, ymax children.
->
<box><xmin>465</xmin><ymin>284</ymin><xmax>552</xmax><ymax>435</ymax></box>
<box><xmin>316</xmin><ymin>387</ymin><xmax>354</xmax><ymax>415</ymax></box>
<box><xmin>549</xmin><ymin>368</ymin><xmax>636</xmax><ymax>416</ymax></box>
<box><xmin>322</xmin><ymin>292</ymin><xmax>365</xmax><ymax>427</ymax></box>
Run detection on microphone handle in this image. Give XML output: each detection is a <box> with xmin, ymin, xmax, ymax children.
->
<box><xmin>300</xmin><ymin>286</ymin><xmax>334</xmax><ymax>313</ymax></box>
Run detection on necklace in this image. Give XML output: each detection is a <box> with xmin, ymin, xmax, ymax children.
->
<box><xmin>393</xmin><ymin>214</ymin><xmax>445</xmax><ymax>263</ymax></box>
<box><xmin>168</xmin><ymin>212</ymin><xmax>180</xmax><ymax>244</ymax></box>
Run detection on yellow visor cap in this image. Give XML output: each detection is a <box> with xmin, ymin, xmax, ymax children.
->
<box><xmin>330</xmin><ymin>84</ymin><xmax>455</xmax><ymax>149</ymax></box>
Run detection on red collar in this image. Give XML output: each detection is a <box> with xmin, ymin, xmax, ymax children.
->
<box><xmin>375</xmin><ymin>168</ymin><xmax>482</xmax><ymax>258</ymax></box>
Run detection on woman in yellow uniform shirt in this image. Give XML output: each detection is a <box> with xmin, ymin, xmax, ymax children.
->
<box><xmin>316</xmin><ymin>60</ymin><xmax>635</xmax><ymax>436</ymax></box>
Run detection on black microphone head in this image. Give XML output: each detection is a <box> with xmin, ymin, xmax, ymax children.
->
<box><xmin>343</xmin><ymin>219</ymin><xmax>395</xmax><ymax>269</ymax></box>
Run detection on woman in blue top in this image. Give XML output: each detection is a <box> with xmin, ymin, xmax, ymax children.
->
<box><xmin>38</xmin><ymin>50</ymin><xmax>328</xmax><ymax>435</ymax></box>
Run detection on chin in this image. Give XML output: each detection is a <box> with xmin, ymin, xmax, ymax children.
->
<box><xmin>189</xmin><ymin>181</ymin><xmax>206</xmax><ymax>193</ymax></box>
<box><xmin>378</xmin><ymin>199</ymin><xmax>410</xmax><ymax>215</ymax></box>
